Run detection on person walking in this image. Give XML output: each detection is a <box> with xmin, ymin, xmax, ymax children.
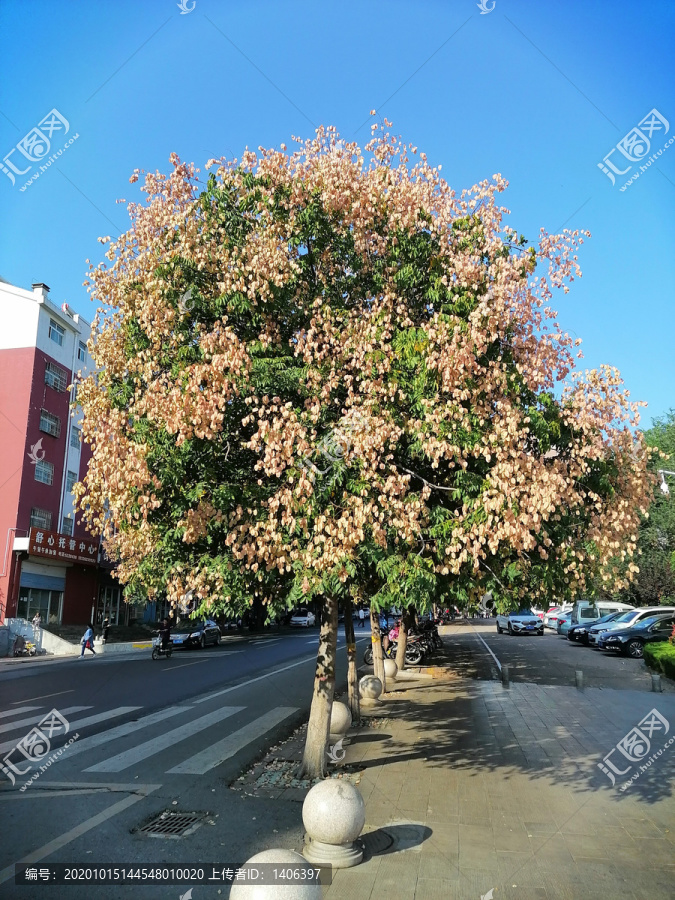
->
<box><xmin>101</xmin><ymin>616</ymin><xmax>110</xmax><ymax>644</ymax></box>
<box><xmin>358</xmin><ymin>607</ymin><xmax>365</xmax><ymax>628</ymax></box>
<box><xmin>32</xmin><ymin>612</ymin><xmax>42</xmax><ymax>630</ymax></box>
<box><xmin>79</xmin><ymin>624</ymin><xmax>97</xmax><ymax>658</ymax></box>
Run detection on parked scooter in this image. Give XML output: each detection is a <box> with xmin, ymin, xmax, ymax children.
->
<box><xmin>12</xmin><ymin>635</ymin><xmax>38</xmax><ymax>657</ymax></box>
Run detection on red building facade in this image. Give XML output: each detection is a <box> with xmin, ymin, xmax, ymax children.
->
<box><xmin>0</xmin><ymin>278</ymin><xmax>126</xmax><ymax>626</ymax></box>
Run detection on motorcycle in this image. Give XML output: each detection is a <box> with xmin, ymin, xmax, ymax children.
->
<box><xmin>363</xmin><ymin>633</ymin><xmax>425</xmax><ymax>666</ymax></box>
<box><xmin>151</xmin><ymin>635</ymin><xmax>173</xmax><ymax>660</ymax></box>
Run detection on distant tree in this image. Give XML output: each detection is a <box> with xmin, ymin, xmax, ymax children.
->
<box><xmin>76</xmin><ymin>123</ymin><xmax>652</xmax><ymax>779</ymax></box>
<box><xmin>623</xmin><ymin>411</ymin><xmax>675</xmax><ymax>605</ymax></box>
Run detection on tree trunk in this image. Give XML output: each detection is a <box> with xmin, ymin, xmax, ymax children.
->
<box><xmin>370</xmin><ymin>607</ymin><xmax>386</xmax><ymax>694</ymax></box>
<box><xmin>298</xmin><ymin>593</ymin><xmax>339</xmax><ymax>780</ymax></box>
<box><xmin>395</xmin><ymin>606</ymin><xmax>410</xmax><ymax>671</ymax></box>
<box><xmin>344</xmin><ymin>598</ymin><xmax>360</xmax><ymax>722</ymax></box>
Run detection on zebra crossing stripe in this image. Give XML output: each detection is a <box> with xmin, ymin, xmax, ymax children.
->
<box><xmin>61</xmin><ymin>707</ymin><xmax>141</xmax><ymax>733</ymax></box>
<box><xmin>55</xmin><ymin>706</ymin><xmax>190</xmax><ymax>761</ymax></box>
<box><xmin>166</xmin><ymin>706</ymin><xmax>299</xmax><ymax>774</ymax></box>
<box><xmin>0</xmin><ymin>707</ymin><xmax>139</xmax><ymax>756</ymax></box>
<box><xmin>0</xmin><ymin>707</ymin><xmax>91</xmax><ymax>737</ymax></box>
<box><xmin>84</xmin><ymin>706</ymin><xmax>245</xmax><ymax>773</ymax></box>
<box><xmin>0</xmin><ymin>707</ymin><xmax>42</xmax><ymax>720</ymax></box>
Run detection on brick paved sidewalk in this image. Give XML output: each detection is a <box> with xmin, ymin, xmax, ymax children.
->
<box><xmin>325</xmin><ymin>677</ymin><xmax>675</xmax><ymax>900</ymax></box>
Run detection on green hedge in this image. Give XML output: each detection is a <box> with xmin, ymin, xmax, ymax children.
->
<box><xmin>643</xmin><ymin>642</ymin><xmax>675</xmax><ymax>681</ymax></box>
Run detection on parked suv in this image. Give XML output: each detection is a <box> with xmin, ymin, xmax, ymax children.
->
<box><xmin>496</xmin><ymin>608</ymin><xmax>544</xmax><ymax>635</ymax></box>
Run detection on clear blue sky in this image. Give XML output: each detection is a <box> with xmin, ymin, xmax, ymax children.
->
<box><xmin>1</xmin><ymin>0</ymin><xmax>673</xmax><ymax>427</ymax></box>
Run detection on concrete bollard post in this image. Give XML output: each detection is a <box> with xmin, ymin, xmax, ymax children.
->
<box><xmin>501</xmin><ymin>664</ymin><xmax>510</xmax><ymax>687</ymax></box>
<box><xmin>575</xmin><ymin>670</ymin><xmax>584</xmax><ymax>690</ymax></box>
<box><xmin>358</xmin><ymin>675</ymin><xmax>383</xmax><ymax>708</ymax></box>
<box><xmin>230</xmin><ymin>849</ymin><xmax>322</xmax><ymax>898</ymax></box>
<box><xmin>302</xmin><ymin>779</ymin><xmax>365</xmax><ymax>868</ymax></box>
<box><xmin>651</xmin><ymin>673</ymin><xmax>662</xmax><ymax>693</ymax></box>
<box><xmin>329</xmin><ymin>701</ymin><xmax>352</xmax><ymax>744</ymax></box>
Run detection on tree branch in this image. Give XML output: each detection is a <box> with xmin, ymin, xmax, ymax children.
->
<box><xmin>400</xmin><ymin>466</ymin><xmax>456</xmax><ymax>492</ymax></box>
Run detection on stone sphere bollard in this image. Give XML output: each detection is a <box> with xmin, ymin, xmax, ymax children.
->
<box><xmin>383</xmin><ymin>658</ymin><xmax>398</xmax><ymax>681</ymax></box>
<box><xmin>302</xmin><ymin>778</ymin><xmax>365</xmax><ymax>868</ymax></box>
<box><xmin>358</xmin><ymin>675</ymin><xmax>383</xmax><ymax>707</ymax></box>
<box><xmin>329</xmin><ymin>700</ymin><xmax>352</xmax><ymax>744</ymax></box>
<box><xmin>230</xmin><ymin>849</ymin><xmax>322</xmax><ymax>898</ymax></box>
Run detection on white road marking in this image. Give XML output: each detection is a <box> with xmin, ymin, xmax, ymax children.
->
<box><xmin>471</xmin><ymin>628</ymin><xmax>502</xmax><ymax>673</ymax></box>
<box><xmin>163</xmin><ymin>659</ymin><xmax>212</xmax><ymax>671</ymax></box>
<box><xmin>167</xmin><ymin>706</ymin><xmax>299</xmax><ymax>774</ymax></box>
<box><xmin>11</xmin><ymin>691</ymin><xmax>74</xmax><ymax>704</ymax></box>
<box><xmin>0</xmin><ymin>706</ymin><xmax>41</xmax><ymax>720</ymax></box>
<box><xmin>0</xmin><ymin>707</ymin><xmax>140</xmax><ymax>756</ymax></box>
<box><xmin>192</xmin><ymin>634</ymin><xmax>371</xmax><ymax>705</ymax></box>
<box><xmin>52</xmin><ymin>706</ymin><xmax>190</xmax><ymax>761</ymax></box>
<box><xmin>84</xmin><ymin>706</ymin><xmax>245</xmax><ymax>772</ymax></box>
<box><xmin>0</xmin><ymin>784</ymin><xmax>161</xmax><ymax>885</ymax></box>
<box><xmin>0</xmin><ymin>706</ymin><xmax>91</xmax><ymax>737</ymax></box>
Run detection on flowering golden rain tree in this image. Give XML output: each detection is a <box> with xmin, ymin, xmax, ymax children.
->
<box><xmin>76</xmin><ymin>121</ymin><xmax>652</xmax><ymax>777</ymax></box>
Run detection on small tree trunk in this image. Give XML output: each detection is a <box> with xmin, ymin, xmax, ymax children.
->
<box><xmin>370</xmin><ymin>607</ymin><xmax>386</xmax><ymax>694</ymax></box>
<box><xmin>344</xmin><ymin>598</ymin><xmax>360</xmax><ymax>722</ymax></box>
<box><xmin>395</xmin><ymin>607</ymin><xmax>410</xmax><ymax>671</ymax></box>
<box><xmin>298</xmin><ymin>594</ymin><xmax>338</xmax><ymax>780</ymax></box>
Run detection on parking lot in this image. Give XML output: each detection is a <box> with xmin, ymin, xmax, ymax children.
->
<box><xmin>439</xmin><ymin>620</ymin><xmax>675</xmax><ymax>693</ymax></box>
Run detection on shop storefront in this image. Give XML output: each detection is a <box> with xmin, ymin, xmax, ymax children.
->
<box><xmin>17</xmin><ymin>562</ymin><xmax>66</xmax><ymax>625</ymax></box>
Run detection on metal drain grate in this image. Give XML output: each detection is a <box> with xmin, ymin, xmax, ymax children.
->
<box><xmin>138</xmin><ymin>810</ymin><xmax>207</xmax><ymax>839</ymax></box>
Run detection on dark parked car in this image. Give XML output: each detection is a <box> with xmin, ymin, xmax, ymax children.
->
<box><xmin>568</xmin><ymin>610</ymin><xmax>629</xmax><ymax>644</ymax></box>
<box><xmin>170</xmin><ymin>618</ymin><xmax>221</xmax><ymax>650</ymax></box>
<box><xmin>597</xmin><ymin>614</ymin><xmax>675</xmax><ymax>658</ymax></box>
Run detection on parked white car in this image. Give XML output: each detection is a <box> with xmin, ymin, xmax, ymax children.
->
<box><xmin>544</xmin><ymin>606</ymin><xmax>572</xmax><ymax>629</ymax></box>
<box><xmin>496</xmin><ymin>607</ymin><xmax>544</xmax><ymax>636</ymax></box>
<box><xmin>289</xmin><ymin>608</ymin><xmax>316</xmax><ymax>627</ymax></box>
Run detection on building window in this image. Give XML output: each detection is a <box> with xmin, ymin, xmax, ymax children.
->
<box><xmin>30</xmin><ymin>508</ymin><xmax>52</xmax><ymax>529</ymax></box>
<box><xmin>77</xmin><ymin>341</ymin><xmax>87</xmax><ymax>362</ymax></box>
<box><xmin>66</xmin><ymin>470</ymin><xmax>77</xmax><ymax>492</ymax></box>
<box><xmin>45</xmin><ymin>361</ymin><xmax>68</xmax><ymax>392</ymax></box>
<box><xmin>34</xmin><ymin>460</ymin><xmax>54</xmax><ymax>485</ymax></box>
<box><xmin>61</xmin><ymin>516</ymin><xmax>74</xmax><ymax>536</ymax></box>
<box><xmin>70</xmin><ymin>426</ymin><xmax>81</xmax><ymax>449</ymax></box>
<box><xmin>48</xmin><ymin>319</ymin><xmax>65</xmax><ymax>346</ymax></box>
<box><xmin>39</xmin><ymin>409</ymin><xmax>61</xmax><ymax>438</ymax></box>
<box><xmin>17</xmin><ymin>588</ymin><xmax>63</xmax><ymax>626</ymax></box>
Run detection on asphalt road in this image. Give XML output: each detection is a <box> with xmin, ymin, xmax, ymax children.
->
<box><xmin>0</xmin><ymin>626</ymin><xmax>373</xmax><ymax>897</ymax></box>
<box><xmin>440</xmin><ymin>620</ymin><xmax>675</xmax><ymax>692</ymax></box>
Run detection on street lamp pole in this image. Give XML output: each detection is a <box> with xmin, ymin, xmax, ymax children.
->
<box><xmin>657</xmin><ymin>469</ymin><xmax>675</xmax><ymax>497</ymax></box>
